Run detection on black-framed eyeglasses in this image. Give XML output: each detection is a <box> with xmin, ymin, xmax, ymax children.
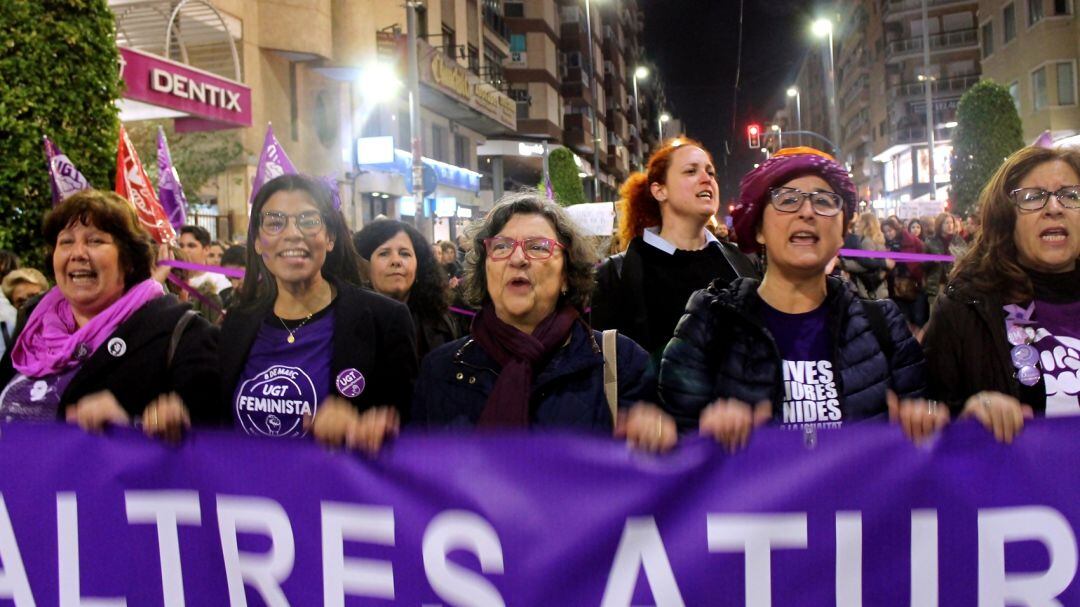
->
<box><xmin>1010</xmin><ymin>186</ymin><xmax>1080</xmax><ymax>212</ymax></box>
<box><xmin>483</xmin><ymin>237</ymin><xmax>565</xmax><ymax>260</ymax></box>
<box><xmin>768</xmin><ymin>187</ymin><xmax>844</xmax><ymax>217</ymax></box>
<box><xmin>259</xmin><ymin>211</ymin><xmax>325</xmax><ymax>235</ymax></box>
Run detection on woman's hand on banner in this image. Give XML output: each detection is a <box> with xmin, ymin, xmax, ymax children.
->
<box><xmin>617</xmin><ymin>403</ymin><xmax>678</xmax><ymax>453</ymax></box>
<box><xmin>699</xmin><ymin>399</ymin><xmax>771</xmax><ymax>453</ymax></box>
<box><xmin>961</xmin><ymin>391</ymin><xmax>1033</xmax><ymax>444</ymax></box>
<box><xmin>887</xmin><ymin>391</ymin><xmax>950</xmax><ymax>445</ymax></box>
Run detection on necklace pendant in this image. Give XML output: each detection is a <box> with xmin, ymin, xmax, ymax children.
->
<box><xmin>287</xmin><ymin>333</ymin><xmax>295</xmax><ymax>344</ymax></box>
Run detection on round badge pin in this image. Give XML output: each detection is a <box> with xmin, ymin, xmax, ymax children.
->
<box><xmin>1006</xmin><ymin>324</ymin><xmax>1028</xmax><ymax>346</ymax></box>
<box><xmin>335</xmin><ymin>368</ymin><xmax>366</xmax><ymax>398</ymax></box>
<box><xmin>107</xmin><ymin>337</ymin><xmax>127</xmax><ymax>357</ymax></box>
<box><xmin>75</xmin><ymin>343</ymin><xmax>90</xmax><ymax>360</ymax></box>
<box><xmin>1017</xmin><ymin>365</ymin><xmax>1041</xmax><ymax>386</ymax></box>
<box><xmin>1010</xmin><ymin>344</ymin><xmax>1039</xmax><ymax>367</ymax></box>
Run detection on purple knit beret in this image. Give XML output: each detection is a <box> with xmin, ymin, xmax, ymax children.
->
<box><xmin>732</xmin><ymin>147</ymin><xmax>858</xmax><ymax>254</ymax></box>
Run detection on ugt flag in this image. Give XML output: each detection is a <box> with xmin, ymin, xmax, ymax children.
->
<box><xmin>249</xmin><ymin>123</ymin><xmax>297</xmax><ymax>210</ymax></box>
<box><xmin>43</xmin><ymin>136</ymin><xmax>91</xmax><ymax>206</ymax></box>
<box><xmin>115</xmin><ymin>125</ymin><xmax>177</xmax><ymax>244</ymax></box>
<box><xmin>156</xmin><ymin>127</ymin><xmax>188</xmax><ymax>231</ymax></box>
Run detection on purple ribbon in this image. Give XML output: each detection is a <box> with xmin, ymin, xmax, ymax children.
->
<box><xmin>166</xmin><ymin>274</ymin><xmax>225</xmax><ymax>316</ymax></box>
<box><xmin>838</xmin><ymin>248</ymin><xmax>954</xmax><ymax>263</ymax></box>
<box><xmin>158</xmin><ymin>259</ymin><xmax>245</xmax><ymax>279</ymax></box>
<box><xmin>450</xmin><ymin>306</ymin><xmax>477</xmax><ymax>318</ymax></box>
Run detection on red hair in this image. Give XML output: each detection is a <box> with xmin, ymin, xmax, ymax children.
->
<box><xmin>617</xmin><ymin>137</ymin><xmax>712</xmax><ymax>244</ymax></box>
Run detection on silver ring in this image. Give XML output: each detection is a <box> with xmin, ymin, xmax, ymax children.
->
<box><xmin>655</xmin><ymin>417</ymin><xmax>663</xmax><ymax>440</ymax></box>
<box><xmin>927</xmin><ymin>400</ymin><xmax>938</xmax><ymax>415</ymax></box>
<box><xmin>981</xmin><ymin>396</ymin><xmax>991</xmax><ymax>410</ymax></box>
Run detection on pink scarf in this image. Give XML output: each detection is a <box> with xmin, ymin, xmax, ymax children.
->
<box><xmin>11</xmin><ymin>279</ymin><xmax>165</xmax><ymax>377</ymax></box>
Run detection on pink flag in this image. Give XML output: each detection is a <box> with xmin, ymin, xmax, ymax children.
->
<box><xmin>249</xmin><ymin>124</ymin><xmax>298</xmax><ymax>209</ymax></box>
<box><xmin>115</xmin><ymin>125</ymin><xmax>177</xmax><ymax>244</ymax></box>
<box><xmin>43</xmin><ymin>136</ymin><xmax>91</xmax><ymax>206</ymax></box>
<box><xmin>157</xmin><ymin>127</ymin><xmax>188</xmax><ymax>231</ymax></box>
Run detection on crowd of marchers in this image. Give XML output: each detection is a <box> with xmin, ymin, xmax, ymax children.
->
<box><xmin>0</xmin><ymin>140</ymin><xmax>1077</xmax><ymax>453</ymax></box>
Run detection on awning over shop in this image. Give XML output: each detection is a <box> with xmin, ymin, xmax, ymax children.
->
<box><xmin>359</xmin><ymin>149</ymin><xmax>481</xmax><ymax>194</ymax></box>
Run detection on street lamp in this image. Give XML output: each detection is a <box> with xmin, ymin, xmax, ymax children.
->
<box><xmin>358</xmin><ymin>62</ymin><xmax>402</xmax><ymax>103</ymax></box>
<box><xmin>786</xmin><ymin>86</ymin><xmax>802</xmax><ymax>147</ymax></box>
<box><xmin>658</xmin><ymin>112</ymin><xmax>671</xmax><ymax>141</ymax></box>
<box><xmin>632</xmin><ymin>66</ymin><xmax>648</xmax><ymax>171</ymax></box>
<box><xmin>919</xmin><ymin>0</ymin><xmax>937</xmax><ymax>200</ymax></box>
<box><xmin>812</xmin><ymin>18</ymin><xmax>841</xmax><ymax>159</ymax></box>
<box><xmin>771</xmin><ymin>124</ymin><xmax>782</xmax><ymax>149</ymax></box>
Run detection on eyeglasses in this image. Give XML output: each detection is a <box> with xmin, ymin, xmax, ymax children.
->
<box><xmin>260</xmin><ymin>211</ymin><xmax>325</xmax><ymax>235</ymax></box>
<box><xmin>483</xmin><ymin>237</ymin><xmax>565</xmax><ymax>260</ymax></box>
<box><xmin>768</xmin><ymin>187</ymin><xmax>844</xmax><ymax>217</ymax></box>
<box><xmin>1010</xmin><ymin>186</ymin><xmax>1080</xmax><ymax>212</ymax></box>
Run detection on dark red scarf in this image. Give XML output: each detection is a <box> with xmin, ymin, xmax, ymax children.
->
<box><xmin>471</xmin><ymin>301</ymin><xmax>580</xmax><ymax>427</ymax></box>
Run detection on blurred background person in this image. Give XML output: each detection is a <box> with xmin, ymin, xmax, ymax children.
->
<box><xmin>923</xmin><ymin>212</ymin><xmax>969</xmax><ymax>313</ymax></box>
<box><xmin>841</xmin><ymin>212</ymin><xmax>894</xmax><ymax>300</ymax></box>
<box><xmin>178</xmin><ymin>225</ymin><xmax>230</xmax><ymax>294</ymax></box>
<box><xmin>882</xmin><ymin>217</ymin><xmax>928</xmax><ymax>334</ymax></box>
<box><xmin>354</xmin><ymin>220</ymin><xmax>461</xmax><ymax>359</ymax></box>
<box><xmin>925</xmin><ymin>146</ymin><xmax>1080</xmax><ymax>438</ymax></box>
<box><xmin>2</xmin><ymin>269</ymin><xmax>49</xmax><ymax>310</ymax></box>
<box><xmin>218</xmin><ymin>245</ymin><xmax>247</xmax><ymax>310</ymax></box>
<box><xmin>207</xmin><ymin>240</ymin><xmax>227</xmax><ymax>266</ymax></box>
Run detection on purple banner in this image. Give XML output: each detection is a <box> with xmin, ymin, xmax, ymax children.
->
<box><xmin>0</xmin><ymin>420</ymin><xmax>1077</xmax><ymax>605</ymax></box>
<box><xmin>249</xmin><ymin>124</ymin><xmax>298</xmax><ymax>210</ymax></box>
<box><xmin>43</xmin><ymin>136</ymin><xmax>91</xmax><ymax>207</ymax></box>
<box><xmin>157</xmin><ymin>127</ymin><xmax>188</xmax><ymax>231</ymax></box>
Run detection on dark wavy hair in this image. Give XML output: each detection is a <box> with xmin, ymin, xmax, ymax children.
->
<box><xmin>617</xmin><ymin>137</ymin><xmax>712</xmax><ymax>244</ymax></box>
<box><xmin>237</xmin><ymin>174</ymin><xmax>362</xmax><ymax>309</ymax></box>
<box><xmin>352</xmin><ymin>220</ymin><xmax>449</xmax><ymax>320</ymax></box>
<box><xmin>951</xmin><ymin>146</ymin><xmax>1080</xmax><ymax>303</ymax></box>
<box><xmin>464</xmin><ymin>190</ymin><xmax>597</xmax><ymax>313</ymax></box>
<box><xmin>43</xmin><ymin>189</ymin><xmax>154</xmax><ymax>290</ymax></box>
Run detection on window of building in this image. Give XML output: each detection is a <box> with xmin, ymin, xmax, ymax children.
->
<box><xmin>454</xmin><ymin>134</ymin><xmax>471</xmax><ymax>169</ymax></box>
<box><xmin>1033</xmin><ymin>66</ymin><xmax>1048</xmax><ymax>109</ymax></box>
<box><xmin>431</xmin><ymin>124</ymin><xmax>447</xmax><ymax>162</ymax></box>
<box><xmin>1058</xmin><ymin>61</ymin><xmax>1077</xmax><ymax>105</ymax></box>
<box><xmin>1009</xmin><ymin>81</ymin><xmax>1021</xmax><ymax>111</ymax></box>
<box><xmin>505</xmin><ymin>0</ymin><xmax>524</xmax><ymax>17</ymax></box>
<box><xmin>416</xmin><ymin>5</ymin><xmax>429</xmax><ymax>40</ymax></box>
<box><xmin>1004</xmin><ymin>4</ymin><xmax>1017</xmax><ymax>41</ymax></box>
<box><xmin>1053</xmin><ymin>0</ymin><xmax>1073</xmax><ymax>15</ymax></box>
<box><xmin>467</xmin><ymin>44</ymin><xmax>480</xmax><ymax>75</ymax></box>
<box><xmin>1029</xmin><ymin>0</ymin><xmax>1044</xmax><ymax>25</ymax></box>
<box><xmin>442</xmin><ymin>26</ymin><xmax>456</xmax><ymax>58</ymax></box>
<box><xmin>509</xmin><ymin>34</ymin><xmax>526</xmax><ymax>53</ymax></box>
<box><xmin>981</xmin><ymin>22</ymin><xmax>994</xmax><ymax>58</ymax></box>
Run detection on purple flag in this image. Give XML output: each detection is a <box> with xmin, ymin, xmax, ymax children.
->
<box><xmin>544</xmin><ymin>173</ymin><xmax>554</xmax><ymax>200</ymax></box>
<box><xmin>156</xmin><ymin>127</ymin><xmax>188</xmax><ymax>231</ymax></box>
<box><xmin>321</xmin><ymin>175</ymin><xmax>342</xmax><ymax>210</ymax></box>
<box><xmin>1032</xmin><ymin>130</ymin><xmax>1054</xmax><ymax>148</ymax></box>
<box><xmin>249</xmin><ymin>123</ymin><xmax>298</xmax><ymax>210</ymax></box>
<box><xmin>43</xmin><ymin>135</ymin><xmax>91</xmax><ymax>206</ymax></box>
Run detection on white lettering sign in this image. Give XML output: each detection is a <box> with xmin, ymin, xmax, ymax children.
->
<box><xmin>149</xmin><ymin>68</ymin><xmax>243</xmax><ymax>112</ymax></box>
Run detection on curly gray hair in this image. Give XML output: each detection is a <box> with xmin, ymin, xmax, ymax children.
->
<box><xmin>463</xmin><ymin>190</ymin><xmax>597</xmax><ymax>312</ymax></box>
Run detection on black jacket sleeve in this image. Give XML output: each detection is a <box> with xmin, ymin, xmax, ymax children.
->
<box><xmin>658</xmin><ymin>288</ymin><xmax>717</xmax><ymax>432</ymax></box>
<box><xmin>169</xmin><ymin>314</ymin><xmax>226</xmax><ymax>425</ymax></box>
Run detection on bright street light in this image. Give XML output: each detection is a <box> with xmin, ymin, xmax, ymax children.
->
<box><xmin>787</xmin><ymin>87</ymin><xmax>798</xmax><ymax>97</ymax></box>
<box><xmin>659</xmin><ymin>113</ymin><xmax>671</xmax><ymax>122</ymax></box>
<box><xmin>359</xmin><ymin>62</ymin><xmax>402</xmax><ymax>103</ymax></box>
<box><xmin>634</xmin><ymin>66</ymin><xmax>649</xmax><ymax>80</ymax></box>
<box><xmin>658</xmin><ymin>112</ymin><xmax>671</xmax><ymax>141</ymax></box>
<box><xmin>811</xmin><ymin>18</ymin><xmax>833</xmax><ymax>38</ymax></box>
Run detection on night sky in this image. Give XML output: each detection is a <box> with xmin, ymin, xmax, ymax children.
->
<box><xmin>641</xmin><ymin>0</ymin><xmax>826</xmax><ymax>202</ymax></box>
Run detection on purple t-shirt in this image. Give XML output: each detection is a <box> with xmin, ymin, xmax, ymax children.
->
<box><xmin>761</xmin><ymin>302</ymin><xmax>841</xmax><ymax>428</ymax></box>
<box><xmin>1031</xmin><ymin>300</ymin><xmax>1080</xmax><ymax>417</ymax></box>
<box><xmin>0</xmin><ymin>368</ymin><xmax>78</xmax><ymax>422</ymax></box>
<box><xmin>233</xmin><ymin>309</ymin><xmax>335</xmax><ymax>438</ymax></box>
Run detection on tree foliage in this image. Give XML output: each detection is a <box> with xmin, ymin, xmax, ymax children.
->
<box><xmin>950</xmin><ymin>80</ymin><xmax>1024</xmax><ymax>218</ymax></box>
<box><xmin>0</xmin><ymin>0</ymin><xmax>121</xmax><ymax>268</ymax></box>
<box><xmin>542</xmin><ymin>147</ymin><xmax>587</xmax><ymax>206</ymax></box>
<box><xmin>126</xmin><ymin>121</ymin><xmax>245</xmax><ymax>206</ymax></box>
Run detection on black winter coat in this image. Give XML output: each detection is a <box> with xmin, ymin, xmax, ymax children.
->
<box><xmin>660</xmin><ymin>276</ymin><xmax>926</xmax><ymax>432</ymax></box>
<box><xmin>922</xmin><ymin>282</ymin><xmax>1045</xmax><ymax>416</ymax></box>
<box><xmin>0</xmin><ymin>294</ymin><xmax>222</xmax><ymax>424</ymax></box>
<box><xmin>411</xmin><ymin>322</ymin><xmax>655</xmax><ymax>431</ymax></box>
<box><xmin>221</xmin><ymin>282</ymin><xmax>418</xmax><ymax>419</ymax></box>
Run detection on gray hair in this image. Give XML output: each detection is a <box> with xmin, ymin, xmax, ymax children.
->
<box><xmin>463</xmin><ymin>190</ymin><xmax>597</xmax><ymax>312</ymax></box>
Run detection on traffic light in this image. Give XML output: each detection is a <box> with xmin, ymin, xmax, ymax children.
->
<box><xmin>747</xmin><ymin>124</ymin><xmax>761</xmax><ymax>149</ymax></box>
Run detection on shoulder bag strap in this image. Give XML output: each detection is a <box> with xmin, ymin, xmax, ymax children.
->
<box><xmin>167</xmin><ymin>310</ymin><xmax>199</xmax><ymax>370</ymax></box>
<box><xmin>602</xmin><ymin>329</ymin><xmax>618</xmax><ymax>429</ymax></box>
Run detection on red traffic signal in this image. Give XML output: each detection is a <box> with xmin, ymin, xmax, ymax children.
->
<box><xmin>747</xmin><ymin>124</ymin><xmax>761</xmax><ymax>149</ymax></box>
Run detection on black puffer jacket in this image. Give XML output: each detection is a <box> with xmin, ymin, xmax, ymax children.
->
<box><xmin>659</xmin><ymin>276</ymin><xmax>926</xmax><ymax>432</ymax></box>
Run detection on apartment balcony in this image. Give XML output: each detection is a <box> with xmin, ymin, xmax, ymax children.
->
<box><xmin>840</xmin><ymin>74</ymin><xmax>869</xmax><ymax>108</ymax></box>
<box><xmin>883</xmin><ymin>0</ymin><xmax>978</xmax><ymax>22</ymax></box>
<box><xmin>887</xmin><ymin>124</ymin><xmax>954</xmax><ymax>146</ymax></box>
<box><xmin>482</xmin><ymin>7</ymin><xmax>509</xmax><ymax>43</ymax></box>
<box><xmin>607</xmin><ymin>111</ymin><xmax>628</xmax><ymax>140</ymax></box>
<box><xmin>888</xmin><ymin>73</ymin><xmax>980</xmax><ymax>102</ymax></box>
<box><xmin>886</xmin><ymin>28</ymin><xmax>978</xmax><ymax>61</ymax></box>
<box><xmin>563</xmin><ymin>112</ymin><xmax>595</xmax><ymax>155</ymax></box>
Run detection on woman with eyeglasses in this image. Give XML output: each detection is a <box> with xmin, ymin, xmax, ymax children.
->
<box><xmin>660</xmin><ymin>148</ymin><xmax>934</xmax><ymax>450</ymax></box>
<box><xmin>924</xmin><ymin>147</ymin><xmax>1080</xmax><ymax>439</ymax></box>
<box><xmin>221</xmin><ymin>174</ymin><xmax>417</xmax><ymax>452</ymax></box>
<box><xmin>411</xmin><ymin>192</ymin><xmax>675</xmax><ymax>452</ymax></box>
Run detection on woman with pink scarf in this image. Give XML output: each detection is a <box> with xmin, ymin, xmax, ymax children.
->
<box><xmin>0</xmin><ymin>190</ymin><xmax>221</xmax><ymax>439</ymax></box>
